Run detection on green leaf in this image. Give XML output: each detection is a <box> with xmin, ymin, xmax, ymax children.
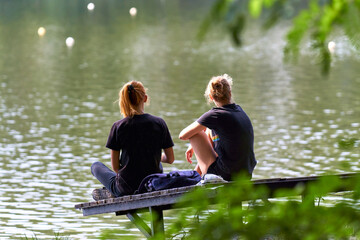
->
<box><xmin>284</xmin><ymin>10</ymin><xmax>312</xmax><ymax>60</ymax></box>
<box><xmin>197</xmin><ymin>0</ymin><xmax>234</xmax><ymax>41</ymax></box>
<box><xmin>229</xmin><ymin>14</ymin><xmax>246</xmax><ymax>46</ymax></box>
<box><xmin>343</xmin><ymin>2</ymin><xmax>360</xmax><ymax>50</ymax></box>
<box><xmin>320</xmin><ymin>45</ymin><xmax>331</xmax><ymax>76</ymax></box>
<box><xmin>263</xmin><ymin>0</ymin><xmax>276</xmax><ymax>8</ymax></box>
<box><xmin>338</xmin><ymin>138</ymin><xmax>358</xmax><ymax>150</ymax></box>
<box><xmin>262</xmin><ymin>0</ymin><xmax>286</xmax><ymax>30</ymax></box>
<box><xmin>249</xmin><ymin>0</ymin><xmax>263</xmax><ymax>17</ymax></box>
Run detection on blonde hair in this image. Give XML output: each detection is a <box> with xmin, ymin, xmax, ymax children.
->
<box><xmin>204</xmin><ymin>74</ymin><xmax>233</xmax><ymax>103</ymax></box>
<box><xmin>119</xmin><ymin>81</ymin><xmax>146</xmax><ymax>117</ymax></box>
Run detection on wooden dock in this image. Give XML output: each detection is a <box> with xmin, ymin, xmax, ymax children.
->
<box><xmin>75</xmin><ymin>173</ymin><xmax>357</xmax><ymax>239</ymax></box>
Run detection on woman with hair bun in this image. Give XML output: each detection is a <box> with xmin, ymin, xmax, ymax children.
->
<box><xmin>179</xmin><ymin>74</ymin><xmax>256</xmax><ymax>181</ymax></box>
<box><xmin>91</xmin><ymin>81</ymin><xmax>174</xmax><ymax>197</ymax></box>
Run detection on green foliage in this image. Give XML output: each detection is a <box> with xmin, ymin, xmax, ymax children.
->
<box><xmin>197</xmin><ymin>0</ymin><xmax>232</xmax><ymax>36</ymax></box>
<box><xmin>22</xmin><ymin>232</ymin><xmax>71</xmax><ymax>240</ymax></box>
<box><xmin>197</xmin><ymin>0</ymin><xmax>248</xmax><ymax>46</ymax></box>
<box><xmin>99</xmin><ymin>228</ymin><xmax>132</xmax><ymax>240</ymax></box>
<box><xmin>249</xmin><ymin>0</ymin><xmax>277</xmax><ymax>17</ymax></box>
<box><xmin>338</xmin><ymin>138</ymin><xmax>358</xmax><ymax>150</ymax></box>
<box><xmin>161</xmin><ymin>174</ymin><xmax>360</xmax><ymax>239</ymax></box>
<box><xmin>99</xmin><ymin>223</ymin><xmax>142</xmax><ymax>240</ymax></box>
<box><xmin>284</xmin><ymin>1</ymin><xmax>319</xmax><ymax>61</ymax></box>
<box><xmin>199</xmin><ymin>0</ymin><xmax>360</xmax><ymax>75</ymax></box>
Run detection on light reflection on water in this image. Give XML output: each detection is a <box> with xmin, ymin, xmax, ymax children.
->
<box><xmin>0</xmin><ymin>0</ymin><xmax>359</xmax><ymax>239</ymax></box>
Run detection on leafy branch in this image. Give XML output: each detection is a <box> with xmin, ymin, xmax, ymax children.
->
<box><xmin>198</xmin><ymin>0</ymin><xmax>360</xmax><ymax>75</ymax></box>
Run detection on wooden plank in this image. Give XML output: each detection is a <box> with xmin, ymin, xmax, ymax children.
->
<box><xmin>75</xmin><ymin>173</ymin><xmax>358</xmax><ymax>239</ymax></box>
<box><xmin>252</xmin><ymin>173</ymin><xmax>357</xmax><ymax>197</ymax></box>
<box><xmin>76</xmin><ymin>173</ymin><xmax>358</xmax><ymax>216</ymax></box>
<box><xmin>81</xmin><ymin>190</ymin><xmax>188</xmax><ymax>216</ymax></box>
<box><xmin>75</xmin><ymin>185</ymin><xmax>195</xmax><ymax>211</ymax></box>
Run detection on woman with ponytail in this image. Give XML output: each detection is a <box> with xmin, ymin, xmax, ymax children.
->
<box><xmin>179</xmin><ymin>74</ymin><xmax>256</xmax><ymax>181</ymax></box>
<box><xmin>91</xmin><ymin>81</ymin><xmax>174</xmax><ymax>197</ymax></box>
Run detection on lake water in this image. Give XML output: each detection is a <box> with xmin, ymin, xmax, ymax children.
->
<box><xmin>0</xmin><ymin>0</ymin><xmax>359</xmax><ymax>239</ymax></box>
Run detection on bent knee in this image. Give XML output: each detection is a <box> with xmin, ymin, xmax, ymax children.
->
<box><xmin>188</xmin><ymin>130</ymin><xmax>208</xmax><ymax>141</ymax></box>
<box><xmin>91</xmin><ymin>161</ymin><xmax>104</xmax><ymax>175</ymax></box>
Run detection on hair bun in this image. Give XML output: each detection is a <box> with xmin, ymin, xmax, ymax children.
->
<box><xmin>205</xmin><ymin>74</ymin><xmax>233</xmax><ymax>103</ymax></box>
<box><xmin>212</xmin><ymin>81</ymin><xmax>222</xmax><ymax>90</ymax></box>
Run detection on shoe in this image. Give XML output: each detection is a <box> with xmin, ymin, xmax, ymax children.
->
<box><xmin>92</xmin><ymin>187</ymin><xmax>115</xmax><ymax>201</ymax></box>
<box><xmin>196</xmin><ymin>174</ymin><xmax>228</xmax><ymax>185</ymax></box>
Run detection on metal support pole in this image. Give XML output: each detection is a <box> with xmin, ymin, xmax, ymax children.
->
<box><xmin>126</xmin><ymin>212</ymin><xmax>152</xmax><ymax>239</ymax></box>
<box><xmin>228</xmin><ymin>200</ymin><xmax>243</xmax><ymax>226</ymax></box>
<box><xmin>149</xmin><ymin>206</ymin><xmax>165</xmax><ymax>239</ymax></box>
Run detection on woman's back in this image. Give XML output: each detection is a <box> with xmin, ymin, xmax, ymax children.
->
<box><xmin>179</xmin><ymin>74</ymin><xmax>256</xmax><ymax>180</ymax></box>
<box><xmin>91</xmin><ymin>81</ymin><xmax>174</xmax><ymax>198</ymax></box>
<box><xmin>198</xmin><ymin>104</ymin><xmax>256</xmax><ymax>177</ymax></box>
<box><xmin>106</xmin><ymin>114</ymin><xmax>173</xmax><ymax>191</ymax></box>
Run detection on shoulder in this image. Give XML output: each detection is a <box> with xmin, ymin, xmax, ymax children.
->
<box><xmin>200</xmin><ymin>108</ymin><xmax>222</xmax><ymax>118</ymax></box>
<box><xmin>234</xmin><ymin>104</ymin><xmax>243</xmax><ymax>111</ymax></box>
<box><xmin>143</xmin><ymin>114</ymin><xmax>169</xmax><ymax>126</ymax></box>
<box><xmin>113</xmin><ymin>117</ymin><xmax>129</xmax><ymax>126</ymax></box>
<box><xmin>144</xmin><ymin>113</ymin><xmax>164</xmax><ymax>122</ymax></box>
<box><xmin>198</xmin><ymin>104</ymin><xmax>241</xmax><ymax>122</ymax></box>
<box><xmin>110</xmin><ymin>117</ymin><xmax>130</xmax><ymax>130</ymax></box>
<box><xmin>215</xmin><ymin>104</ymin><xmax>244</xmax><ymax>114</ymax></box>
<box><xmin>197</xmin><ymin>108</ymin><xmax>221</xmax><ymax>125</ymax></box>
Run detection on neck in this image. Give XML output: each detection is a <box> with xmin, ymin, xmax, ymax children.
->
<box><xmin>134</xmin><ymin>103</ymin><xmax>145</xmax><ymax>114</ymax></box>
<box><xmin>214</xmin><ymin>100</ymin><xmax>232</xmax><ymax>107</ymax></box>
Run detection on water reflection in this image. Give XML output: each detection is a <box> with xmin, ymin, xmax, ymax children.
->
<box><xmin>0</xmin><ymin>0</ymin><xmax>359</xmax><ymax>239</ymax></box>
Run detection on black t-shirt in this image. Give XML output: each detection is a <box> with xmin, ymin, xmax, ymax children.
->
<box><xmin>197</xmin><ymin>103</ymin><xmax>257</xmax><ymax>177</ymax></box>
<box><xmin>106</xmin><ymin>113</ymin><xmax>174</xmax><ymax>193</ymax></box>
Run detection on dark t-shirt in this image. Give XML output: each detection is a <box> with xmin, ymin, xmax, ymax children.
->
<box><xmin>197</xmin><ymin>103</ymin><xmax>257</xmax><ymax>178</ymax></box>
<box><xmin>106</xmin><ymin>113</ymin><xmax>174</xmax><ymax>193</ymax></box>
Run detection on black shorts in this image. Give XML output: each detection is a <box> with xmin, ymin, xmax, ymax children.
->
<box><xmin>207</xmin><ymin>157</ymin><xmax>232</xmax><ymax>181</ymax></box>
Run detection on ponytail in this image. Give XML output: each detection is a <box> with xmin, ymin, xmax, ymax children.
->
<box><xmin>204</xmin><ymin>74</ymin><xmax>233</xmax><ymax>104</ymax></box>
<box><xmin>119</xmin><ymin>81</ymin><xmax>147</xmax><ymax>117</ymax></box>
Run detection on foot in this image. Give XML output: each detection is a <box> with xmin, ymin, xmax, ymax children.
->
<box><xmin>92</xmin><ymin>187</ymin><xmax>115</xmax><ymax>201</ymax></box>
<box><xmin>196</xmin><ymin>174</ymin><xmax>228</xmax><ymax>185</ymax></box>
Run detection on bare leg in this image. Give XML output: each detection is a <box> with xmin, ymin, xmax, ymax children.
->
<box><xmin>189</xmin><ymin>131</ymin><xmax>217</xmax><ymax>176</ymax></box>
<box><xmin>194</xmin><ymin>164</ymin><xmax>202</xmax><ymax>176</ymax></box>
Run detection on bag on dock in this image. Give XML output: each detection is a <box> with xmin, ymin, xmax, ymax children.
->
<box><xmin>136</xmin><ymin>170</ymin><xmax>201</xmax><ymax>194</ymax></box>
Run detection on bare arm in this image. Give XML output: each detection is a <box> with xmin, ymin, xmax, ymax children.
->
<box><xmin>161</xmin><ymin>147</ymin><xmax>175</xmax><ymax>164</ymax></box>
<box><xmin>179</xmin><ymin>121</ymin><xmax>206</xmax><ymax>140</ymax></box>
<box><xmin>111</xmin><ymin>150</ymin><xmax>120</xmax><ymax>173</ymax></box>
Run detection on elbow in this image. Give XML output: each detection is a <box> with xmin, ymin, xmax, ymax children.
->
<box><xmin>162</xmin><ymin>149</ymin><xmax>175</xmax><ymax>164</ymax></box>
<box><xmin>162</xmin><ymin>156</ymin><xmax>174</xmax><ymax>164</ymax></box>
<box><xmin>179</xmin><ymin>131</ymin><xmax>188</xmax><ymax>141</ymax></box>
<box><xmin>166</xmin><ymin>151</ymin><xmax>175</xmax><ymax>164</ymax></box>
<box><xmin>168</xmin><ymin>156</ymin><xmax>175</xmax><ymax>164</ymax></box>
